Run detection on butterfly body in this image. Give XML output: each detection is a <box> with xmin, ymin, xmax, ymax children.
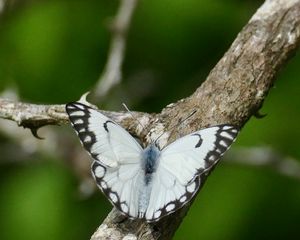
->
<box><xmin>66</xmin><ymin>102</ymin><xmax>239</xmax><ymax>222</ymax></box>
<box><xmin>142</xmin><ymin>144</ymin><xmax>160</xmax><ymax>178</ymax></box>
<box><xmin>138</xmin><ymin>144</ymin><xmax>161</xmax><ymax>216</ymax></box>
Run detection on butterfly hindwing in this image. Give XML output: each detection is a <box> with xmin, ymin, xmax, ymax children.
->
<box><xmin>144</xmin><ymin>125</ymin><xmax>238</xmax><ymax>221</ymax></box>
<box><xmin>92</xmin><ymin>160</ymin><xmax>142</xmax><ymax>217</ymax></box>
<box><xmin>144</xmin><ymin>166</ymin><xmax>202</xmax><ymax>221</ymax></box>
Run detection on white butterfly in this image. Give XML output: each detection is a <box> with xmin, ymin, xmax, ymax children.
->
<box><xmin>66</xmin><ymin>102</ymin><xmax>238</xmax><ymax>222</ymax></box>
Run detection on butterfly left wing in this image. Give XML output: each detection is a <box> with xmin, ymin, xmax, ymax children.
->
<box><xmin>145</xmin><ymin>125</ymin><xmax>238</xmax><ymax>221</ymax></box>
<box><xmin>66</xmin><ymin>102</ymin><xmax>145</xmax><ymax>218</ymax></box>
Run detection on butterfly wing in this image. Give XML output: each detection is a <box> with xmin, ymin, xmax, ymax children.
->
<box><xmin>66</xmin><ymin>102</ymin><xmax>143</xmax><ymax>167</ymax></box>
<box><xmin>66</xmin><ymin>103</ymin><xmax>239</xmax><ymax>221</ymax></box>
<box><xmin>91</xmin><ymin>160</ymin><xmax>143</xmax><ymax>217</ymax></box>
<box><xmin>66</xmin><ymin>102</ymin><xmax>144</xmax><ymax>217</ymax></box>
<box><xmin>145</xmin><ymin>125</ymin><xmax>238</xmax><ymax>221</ymax></box>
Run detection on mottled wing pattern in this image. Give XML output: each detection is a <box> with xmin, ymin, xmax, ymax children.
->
<box><xmin>66</xmin><ymin>102</ymin><xmax>144</xmax><ymax>217</ymax></box>
<box><xmin>145</xmin><ymin>125</ymin><xmax>238</xmax><ymax>221</ymax></box>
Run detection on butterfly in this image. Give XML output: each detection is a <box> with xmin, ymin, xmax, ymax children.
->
<box><xmin>66</xmin><ymin>102</ymin><xmax>238</xmax><ymax>222</ymax></box>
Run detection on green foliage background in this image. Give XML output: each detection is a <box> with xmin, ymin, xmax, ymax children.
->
<box><xmin>0</xmin><ymin>0</ymin><xmax>300</xmax><ymax>239</ymax></box>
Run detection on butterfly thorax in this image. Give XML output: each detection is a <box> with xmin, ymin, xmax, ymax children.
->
<box><xmin>141</xmin><ymin>144</ymin><xmax>160</xmax><ymax>183</ymax></box>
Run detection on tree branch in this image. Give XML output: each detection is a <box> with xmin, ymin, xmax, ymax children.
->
<box><xmin>0</xmin><ymin>0</ymin><xmax>300</xmax><ymax>239</ymax></box>
<box><xmin>0</xmin><ymin>98</ymin><xmax>67</xmax><ymax>127</ymax></box>
<box><xmin>93</xmin><ymin>0</ymin><xmax>139</xmax><ymax>99</ymax></box>
<box><xmin>91</xmin><ymin>0</ymin><xmax>300</xmax><ymax>239</ymax></box>
<box><xmin>0</xmin><ymin>98</ymin><xmax>151</xmax><ymax>137</ymax></box>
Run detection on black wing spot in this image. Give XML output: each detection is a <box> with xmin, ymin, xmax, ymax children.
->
<box><xmin>103</xmin><ymin>120</ymin><xmax>115</xmax><ymax>132</ymax></box>
<box><xmin>193</xmin><ymin>133</ymin><xmax>203</xmax><ymax>148</ymax></box>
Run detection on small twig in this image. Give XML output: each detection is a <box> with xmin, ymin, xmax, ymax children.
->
<box><xmin>225</xmin><ymin>147</ymin><xmax>300</xmax><ymax>180</ymax></box>
<box><xmin>93</xmin><ymin>0</ymin><xmax>139</xmax><ymax>99</ymax></box>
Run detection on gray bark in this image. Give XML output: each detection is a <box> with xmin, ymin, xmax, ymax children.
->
<box><xmin>0</xmin><ymin>0</ymin><xmax>300</xmax><ymax>239</ymax></box>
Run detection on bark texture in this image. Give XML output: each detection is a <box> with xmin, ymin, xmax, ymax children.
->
<box><xmin>91</xmin><ymin>0</ymin><xmax>300</xmax><ymax>239</ymax></box>
<box><xmin>0</xmin><ymin>0</ymin><xmax>300</xmax><ymax>239</ymax></box>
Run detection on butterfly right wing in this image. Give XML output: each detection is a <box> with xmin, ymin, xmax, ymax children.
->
<box><xmin>66</xmin><ymin>102</ymin><xmax>144</xmax><ymax>217</ymax></box>
<box><xmin>145</xmin><ymin>125</ymin><xmax>238</xmax><ymax>221</ymax></box>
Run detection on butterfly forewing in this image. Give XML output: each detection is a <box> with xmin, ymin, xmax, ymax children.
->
<box><xmin>160</xmin><ymin>125</ymin><xmax>238</xmax><ymax>183</ymax></box>
<box><xmin>66</xmin><ymin>102</ymin><xmax>143</xmax><ymax>167</ymax></box>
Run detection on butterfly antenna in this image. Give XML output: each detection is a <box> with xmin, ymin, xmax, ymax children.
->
<box><xmin>122</xmin><ymin>103</ymin><xmax>147</xmax><ymax>132</ymax></box>
<box><xmin>154</xmin><ymin>110</ymin><xmax>197</xmax><ymax>145</ymax></box>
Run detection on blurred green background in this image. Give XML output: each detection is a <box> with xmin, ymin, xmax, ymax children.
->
<box><xmin>0</xmin><ymin>0</ymin><xmax>300</xmax><ymax>239</ymax></box>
